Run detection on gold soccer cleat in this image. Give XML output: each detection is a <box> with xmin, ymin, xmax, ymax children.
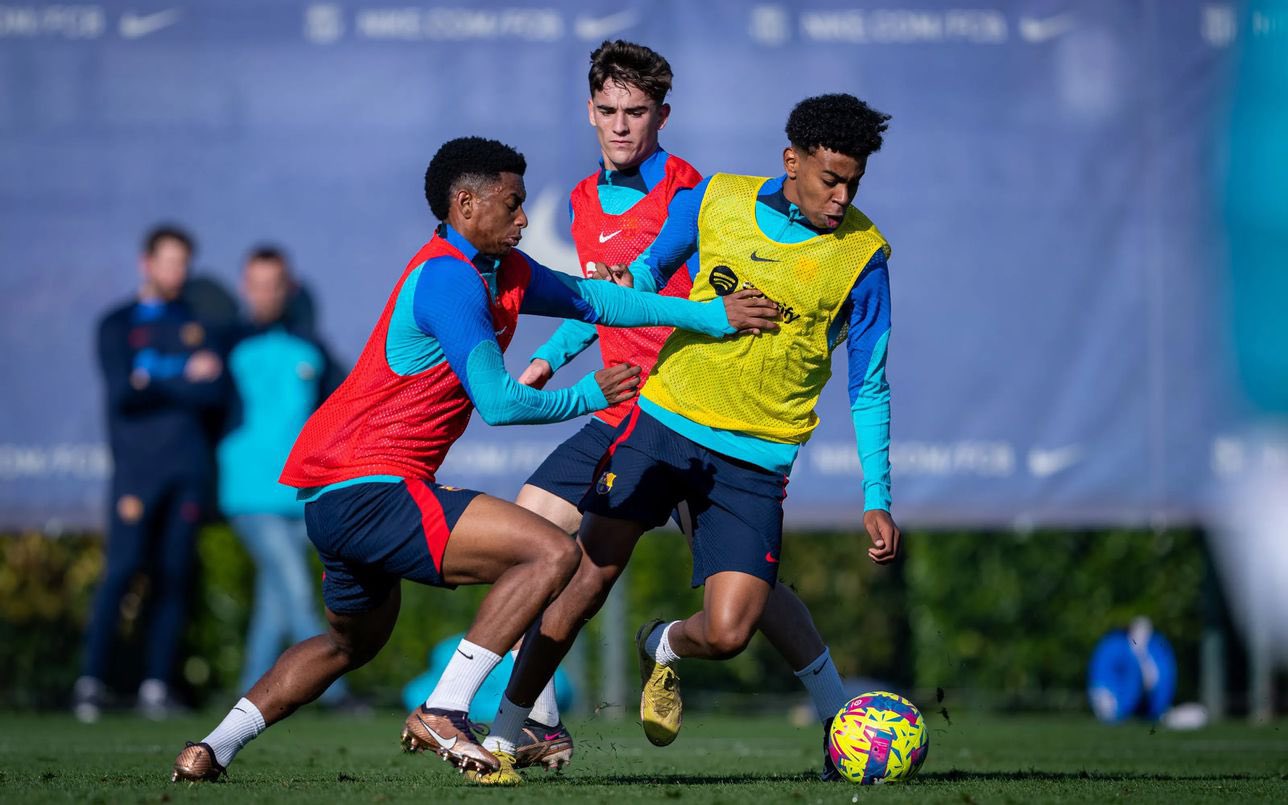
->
<box><xmin>636</xmin><ymin>619</ymin><xmax>683</xmax><ymax>746</ymax></box>
<box><xmin>464</xmin><ymin>749</ymin><xmax>522</xmax><ymax>785</ymax></box>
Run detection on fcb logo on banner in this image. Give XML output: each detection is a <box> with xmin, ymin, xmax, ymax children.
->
<box><xmin>596</xmin><ymin>471</ymin><xmax>616</xmax><ymax>494</ymax></box>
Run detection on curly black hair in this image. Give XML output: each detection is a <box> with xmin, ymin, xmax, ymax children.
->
<box><xmin>424</xmin><ymin>136</ymin><xmax>527</xmax><ymax>221</ymax></box>
<box><xmin>785</xmin><ymin>94</ymin><xmax>891</xmax><ymax>160</ymax></box>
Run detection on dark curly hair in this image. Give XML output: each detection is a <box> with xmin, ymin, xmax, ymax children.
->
<box><xmin>589</xmin><ymin>40</ymin><xmax>673</xmax><ymax>104</ymax></box>
<box><xmin>785</xmin><ymin>94</ymin><xmax>891</xmax><ymax>161</ymax></box>
<box><xmin>424</xmin><ymin>136</ymin><xmax>527</xmax><ymax>221</ymax></box>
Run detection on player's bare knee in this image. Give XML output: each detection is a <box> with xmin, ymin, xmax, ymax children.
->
<box><xmin>330</xmin><ymin>636</ymin><xmax>378</xmax><ymax>671</ymax></box>
<box><xmin>529</xmin><ymin>530</ymin><xmax>581</xmax><ymax>584</ymax></box>
<box><xmin>551</xmin><ymin>537</ymin><xmax>582</xmax><ymax>583</ymax></box>
<box><xmin>703</xmin><ymin>622</ymin><xmax>754</xmax><ymax>659</ymax></box>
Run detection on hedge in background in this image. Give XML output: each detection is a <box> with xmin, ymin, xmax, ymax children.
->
<box><xmin>905</xmin><ymin>529</ymin><xmax>1206</xmax><ymax>708</ymax></box>
<box><xmin>0</xmin><ymin>527</ymin><xmax>1204</xmax><ymax>711</ymax></box>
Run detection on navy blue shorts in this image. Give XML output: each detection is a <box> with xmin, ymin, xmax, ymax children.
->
<box><xmin>580</xmin><ymin>407</ymin><xmax>789</xmax><ymax>587</ymax></box>
<box><xmin>524</xmin><ymin>419</ymin><xmax>617</xmax><ymax>505</ymax></box>
<box><xmin>304</xmin><ymin>480</ymin><xmax>482</xmax><ymax>615</ymax></box>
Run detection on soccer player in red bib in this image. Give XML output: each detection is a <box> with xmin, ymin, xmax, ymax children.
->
<box><xmin>170</xmin><ymin>136</ymin><xmax>778</xmax><ymax>783</ymax></box>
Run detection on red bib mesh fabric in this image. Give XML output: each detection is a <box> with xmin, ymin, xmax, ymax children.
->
<box><xmin>568</xmin><ymin>154</ymin><xmax>701</xmax><ymax>426</ymax></box>
<box><xmin>280</xmin><ymin>236</ymin><xmax>528</xmax><ymax>487</ymax></box>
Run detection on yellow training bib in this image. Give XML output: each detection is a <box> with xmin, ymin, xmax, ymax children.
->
<box><xmin>643</xmin><ymin>173</ymin><xmax>890</xmax><ymax>444</ymax></box>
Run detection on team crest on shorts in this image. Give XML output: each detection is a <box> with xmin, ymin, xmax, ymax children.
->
<box><xmin>596</xmin><ymin>471</ymin><xmax>616</xmax><ymax>494</ymax></box>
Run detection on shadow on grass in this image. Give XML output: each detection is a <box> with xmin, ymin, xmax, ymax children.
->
<box><xmin>528</xmin><ymin>769</ymin><xmax>1281</xmax><ymax>786</ymax></box>
<box><xmin>533</xmin><ymin>771</ymin><xmax>821</xmax><ymax>786</ymax></box>
<box><xmin>922</xmin><ymin>770</ymin><xmax>1276</xmax><ymax>783</ymax></box>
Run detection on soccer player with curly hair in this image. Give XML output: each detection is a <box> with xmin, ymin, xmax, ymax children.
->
<box><xmin>480</xmin><ymin>94</ymin><xmax>900</xmax><ymax>783</ymax></box>
<box><xmin>169</xmin><ymin>136</ymin><xmax>778</xmax><ymax>783</ymax></box>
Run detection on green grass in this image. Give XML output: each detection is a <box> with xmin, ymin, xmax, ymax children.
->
<box><xmin>0</xmin><ymin>710</ymin><xmax>1284</xmax><ymax>803</ymax></box>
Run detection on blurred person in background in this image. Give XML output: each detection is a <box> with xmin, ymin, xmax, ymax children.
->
<box><xmin>1213</xmin><ymin>0</ymin><xmax>1288</xmax><ymax>722</ymax></box>
<box><xmin>217</xmin><ymin>246</ymin><xmax>353</xmax><ymax>706</ymax></box>
<box><xmin>76</xmin><ymin>224</ymin><xmax>228</xmax><ymax>723</ymax></box>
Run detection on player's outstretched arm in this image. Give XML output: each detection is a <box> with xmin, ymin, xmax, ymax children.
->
<box><xmin>844</xmin><ymin>251</ymin><xmax>899</xmax><ymax>564</ymax></box>
<box><xmin>413</xmin><ymin>257</ymin><xmax>617</xmax><ymax>426</ymax></box>
<box><xmin>519</xmin><ymin>258</ymin><xmax>779</xmax><ymax>337</ymax></box>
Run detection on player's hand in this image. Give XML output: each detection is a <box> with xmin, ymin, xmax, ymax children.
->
<box><xmin>184</xmin><ymin>350</ymin><xmax>223</xmax><ymax>382</ymax></box>
<box><xmin>723</xmin><ymin>288</ymin><xmax>781</xmax><ymax>335</ymax></box>
<box><xmin>595</xmin><ymin>362</ymin><xmax>642</xmax><ymax>405</ymax></box>
<box><xmin>519</xmin><ymin>358</ymin><xmax>553</xmax><ymax>389</ymax></box>
<box><xmin>863</xmin><ymin>509</ymin><xmax>901</xmax><ymax>565</ymax></box>
<box><xmin>590</xmin><ymin>262</ymin><xmax>634</xmax><ymax>287</ymax></box>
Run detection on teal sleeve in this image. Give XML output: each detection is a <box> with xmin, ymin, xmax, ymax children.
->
<box><xmin>851</xmin><ymin>330</ymin><xmax>892</xmax><ymax>511</ymax></box>
<box><xmin>465</xmin><ymin>339</ymin><xmax>608</xmax><ymax>426</ymax></box>
<box><xmin>531</xmin><ymin>318</ymin><xmax>599</xmax><ymax>373</ymax></box>
<box><xmin>520</xmin><ymin>258</ymin><xmax>731</xmax><ymax>337</ymax></box>
<box><xmin>576</xmin><ymin>276</ymin><xmax>730</xmax><ymax>336</ymax></box>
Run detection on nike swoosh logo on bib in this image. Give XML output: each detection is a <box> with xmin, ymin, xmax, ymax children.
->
<box><xmin>599</xmin><ymin>230</ymin><xmax>622</xmax><ymax>243</ymax></box>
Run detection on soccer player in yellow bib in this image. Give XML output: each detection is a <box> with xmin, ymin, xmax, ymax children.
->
<box><xmin>482</xmin><ymin>93</ymin><xmax>899</xmax><ymax>781</ymax></box>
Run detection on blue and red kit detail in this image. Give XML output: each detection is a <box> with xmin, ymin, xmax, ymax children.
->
<box><xmin>280</xmin><ymin>231</ymin><xmax>530</xmax><ymax>488</ymax></box>
<box><xmin>305</xmin><ymin>480</ymin><xmax>481</xmax><ymax>614</ymax></box>
<box><xmin>581</xmin><ymin>407</ymin><xmax>788</xmax><ymax>588</ymax></box>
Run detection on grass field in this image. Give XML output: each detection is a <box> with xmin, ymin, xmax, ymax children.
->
<box><xmin>0</xmin><ymin>710</ymin><xmax>1284</xmax><ymax>803</ymax></box>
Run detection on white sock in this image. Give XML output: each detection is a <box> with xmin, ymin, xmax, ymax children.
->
<box><xmin>644</xmin><ymin>620</ymin><xmax>682</xmax><ymax>666</ymax></box>
<box><xmin>482</xmin><ymin>694</ymin><xmax>532</xmax><ymax>755</ymax></box>
<box><xmin>511</xmin><ymin>648</ymin><xmax>561</xmax><ymax>727</ymax></box>
<box><xmin>795</xmin><ymin>647</ymin><xmax>848</xmax><ymax>723</ymax></box>
<box><xmin>201</xmin><ymin>697</ymin><xmax>266</xmax><ymax>767</ymax></box>
<box><xmin>425</xmin><ymin>638</ymin><xmax>502</xmax><ymax>713</ymax></box>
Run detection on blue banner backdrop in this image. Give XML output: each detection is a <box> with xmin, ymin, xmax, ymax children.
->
<box><xmin>0</xmin><ymin>1</ymin><xmax>1249</xmax><ymax>529</ymax></box>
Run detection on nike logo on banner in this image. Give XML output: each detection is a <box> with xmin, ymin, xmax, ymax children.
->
<box><xmin>749</xmin><ymin>251</ymin><xmax>779</xmax><ymax>262</ymax></box>
<box><xmin>457</xmin><ymin>648</ymin><xmax>475</xmax><ymax>660</ymax></box>
<box><xmin>574</xmin><ymin>10</ymin><xmax>640</xmax><ymax>41</ymax></box>
<box><xmin>1027</xmin><ymin>445</ymin><xmax>1082</xmax><ymax>478</ymax></box>
<box><xmin>765</xmin><ymin>551</ymin><xmax>779</xmax><ymax>564</ymax></box>
<box><xmin>120</xmin><ymin>9</ymin><xmax>182</xmax><ymax>39</ymax></box>
<box><xmin>1019</xmin><ymin>13</ymin><xmax>1077</xmax><ymax>43</ymax></box>
<box><xmin>598</xmin><ymin>230</ymin><xmax>622</xmax><ymax>243</ymax></box>
<box><xmin>425</xmin><ymin>724</ymin><xmax>458</xmax><ymax>750</ymax></box>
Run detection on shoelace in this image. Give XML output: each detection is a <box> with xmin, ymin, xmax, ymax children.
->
<box><xmin>445</xmin><ymin>711</ymin><xmax>489</xmax><ymax>738</ymax></box>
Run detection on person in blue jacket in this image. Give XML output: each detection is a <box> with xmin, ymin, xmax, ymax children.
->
<box><xmin>77</xmin><ymin>225</ymin><xmax>228</xmax><ymax>723</ymax></box>
<box><xmin>217</xmin><ymin>246</ymin><xmax>352</xmax><ymax>702</ymax></box>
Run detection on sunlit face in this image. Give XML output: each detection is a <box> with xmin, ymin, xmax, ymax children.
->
<box><xmin>242</xmin><ymin>257</ymin><xmax>291</xmax><ymax>325</ymax></box>
<box><xmin>588</xmin><ymin>80</ymin><xmax>670</xmax><ymax>171</ymax></box>
<box><xmin>782</xmin><ymin>146</ymin><xmax>866</xmax><ymax>230</ymax></box>
<box><xmin>452</xmin><ymin>171</ymin><xmax>528</xmax><ymax>257</ymax></box>
<box><xmin>140</xmin><ymin>237</ymin><xmax>190</xmax><ymax>302</ymax></box>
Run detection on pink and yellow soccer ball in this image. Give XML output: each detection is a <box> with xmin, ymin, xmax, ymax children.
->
<box><xmin>828</xmin><ymin>691</ymin><xmax>929</xmax><ymax>785</ymax></box>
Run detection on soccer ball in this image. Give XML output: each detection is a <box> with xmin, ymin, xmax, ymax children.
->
<box><xmin>828</xmin><ymin>691</ymin><xmax>929</xmax><ymax>784</ymax></box>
